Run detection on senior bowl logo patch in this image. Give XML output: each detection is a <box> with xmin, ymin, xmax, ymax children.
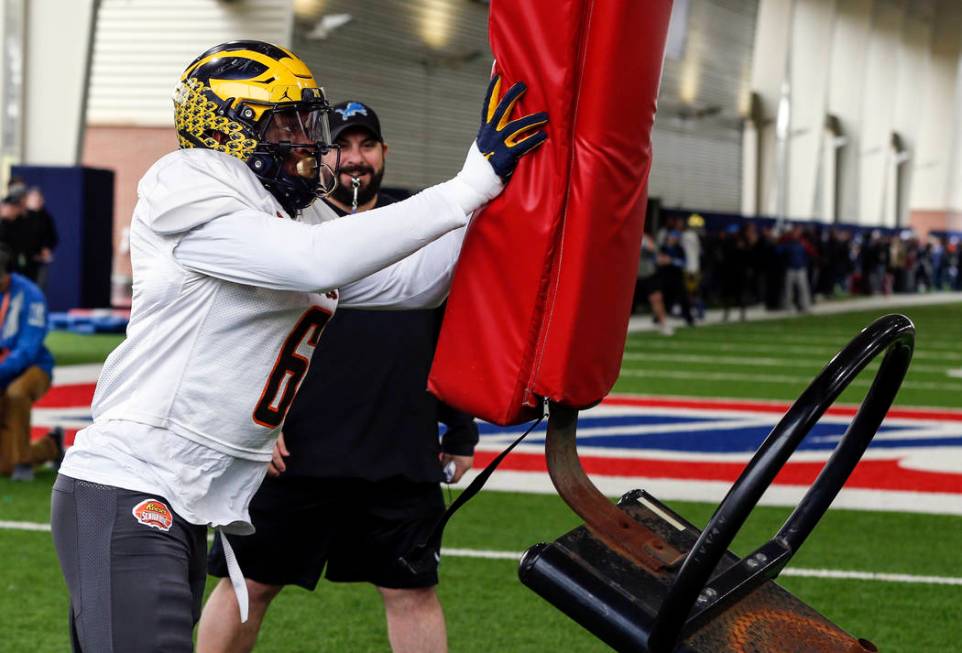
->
<box><xmin>132</xmin><ymin>499</ymin><xmax>174</xmax><ymax>532</ymax></box>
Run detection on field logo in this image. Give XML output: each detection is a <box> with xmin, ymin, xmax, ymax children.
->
<box><xmin>132</xmin><ymin>499</ymin><xmax>173</xmax><ymax>532</ymax></box>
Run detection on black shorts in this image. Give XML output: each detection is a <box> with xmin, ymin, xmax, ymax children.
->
<box><xmin>208</xmin><ymin>475</ymin><xmax>444</xmax><ymax>591</ymax></box>
<box><xmin>51</xmin><ymin>474</ymin><xmax>208</xmax><ymax>653</ymax></box>
<box><xmin>638</xmin><ymin>274</ymin><xmax>662</xmax><ymax>297</ymax></box>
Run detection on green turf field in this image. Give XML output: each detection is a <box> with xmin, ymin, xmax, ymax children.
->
<box><xmin>44</xmin><ymin>331</ymin><xmax>125</xmax><ymax>367</ymax></box>
<box><xmin>3</xmin><ymin>301</ymin><xmax>961</xmax><ymax>652</ymax></box>
<box><xmin>618</xmin><ymin>302</ymin><xmax>962</xmax><ymax>409</ymax></box>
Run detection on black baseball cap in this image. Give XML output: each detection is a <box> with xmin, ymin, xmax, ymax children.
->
<box><xmin>329</xmin><ymin>101</ymin><xmax>383</xmax><ymax>143</ymax></box>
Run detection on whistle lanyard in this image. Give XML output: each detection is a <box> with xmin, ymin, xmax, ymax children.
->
<box><xmin>351</xmin><ymin>176</ymin><xmax>360</xmax><ymax>214</ymax></box>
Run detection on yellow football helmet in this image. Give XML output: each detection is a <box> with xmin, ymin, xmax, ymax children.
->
<box><xmin>173</xmin><ymin>40</ymin><xmax>338</xmax><ymax>214</ymax></box>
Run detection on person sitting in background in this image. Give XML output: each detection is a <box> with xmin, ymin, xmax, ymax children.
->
<box><xmin>0</xmin><ymin>243</ymin><xmax>60</xmax><ymax>481</ymax></box>
<box><xmin>21</xmin><ymin>188</ymin><xmax>59</xmax><ymax>287</ymax></box>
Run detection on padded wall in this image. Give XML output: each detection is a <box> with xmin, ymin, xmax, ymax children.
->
<box><xmin>429</xmin><ymin>0</ymin><xmax>673</xmax><ymax>425</ymax></box>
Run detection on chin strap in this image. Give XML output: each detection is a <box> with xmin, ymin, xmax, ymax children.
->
<box><xmin>218</xmin><ymin>529</ymin><xmax>249</xmax><ymax>623</ymax></box>
<box><xmin>249</xmin><ymin>142</ymin><xmax>328</xmax><ymax>216</ymax></box>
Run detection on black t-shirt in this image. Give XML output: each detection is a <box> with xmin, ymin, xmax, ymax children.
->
<box><xmin>0</xmin><ymin>210</ymin><xmax>57</xmax><ymax>281</ymax></box>
<box><xmin>282</xmin><ymin>194</ymin><xmax>478</xmax><ymax>482</ymax></box>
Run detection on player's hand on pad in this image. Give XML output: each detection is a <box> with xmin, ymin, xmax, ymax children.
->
<box><xmin>476</xmin><ymin>75</ymin><xmax>548</xmax><ymax>180</ymax></box>
<box><xmin>448</xmin><ymin>74</ymin><xmax>548</xmax><ymax>214</ymax></box>
<box><xmin>267</xmin><ymin>432</ymin><xmax>289</xmax><ymax>477</ymax></box>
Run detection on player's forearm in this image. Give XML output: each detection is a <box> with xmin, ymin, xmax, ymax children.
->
<box><xmin>301</xmin><ymin>183</ymin><xmax>471</xmax><ymax>292</ymax></box>
<box><xmin>337</xmin><ymin>227</ymin><xmax>464</xmax><ymax>309</ymax></box>
<box><xmin>299</xmin><ymin>143</ymin><xmax>502</xmax><ymax>293</ymax></box>
<box><xmin>173</xmin><ymin>183</ymin><xmax>471</xmax><ymax>293</ymax></box>
<box><xmin>172</xmin><ymin>142</ymin><xmax>505</xmax><ymax>293</ymax></box>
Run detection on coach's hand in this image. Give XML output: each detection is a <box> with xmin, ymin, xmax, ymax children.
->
<box><xmin>267</xmin><ymin>433</ymin><xmax>289</xmax><ymax>477</ymax></box>
<box><xmin>476</xmin><ymin>75</ymin><xmax>548</xmax><ymax>181</ymax></box>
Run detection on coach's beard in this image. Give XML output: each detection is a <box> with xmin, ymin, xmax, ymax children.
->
<box><xmin>333</xmin><ymin>163</ymin><xmax>385</xmax><ymax>208</ymax></box>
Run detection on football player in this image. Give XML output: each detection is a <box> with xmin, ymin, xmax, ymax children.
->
<box><xmin>199</xmin><ymin>101</ymin><xmax>480</xmax><ymax>653</ymax></box>
<box><xmin>50</xmin><ymin>40</ymin><xmax>547</xmax><ymax>653</ymax></box>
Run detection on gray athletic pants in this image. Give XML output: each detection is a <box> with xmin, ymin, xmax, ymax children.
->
<box><xmin>51</xmin><ymin>474</ymin><xmax>207</xmax><ymax>652</ymax></box>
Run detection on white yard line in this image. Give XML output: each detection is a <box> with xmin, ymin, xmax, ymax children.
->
<box><xmin>628</xmin><ymin>293</ymin><xmax>962</xmax><ymax>333</ymax></box>
<box><xmin>51</xmin><ymin>364</ymin><xmax>104</xmax><ymax>385</ymax></box>
<box><xmin>3</xmin><ymin>520</ymin><xmax>957</xmax><ymax>587</ymax></box>
<box><xmin>779</xmin><ymin>568</ymin><xmax>962</xmax><ymax>587</ymax></box>
<box><xmin>731</xmin><ymin>335</ymin><xmax>961</xmax><ymax>353</ymax></box>
<box><xmin>625</xmin><ymin>339</ymin><xmax>962</xmax><ymax>362</ymax></box>
<box><xmin>0</xmin><ymin>520</ymin><xmax>51</xmax><ymax>532</ymax></box>
<box><xmin>618</xmin><ymin>368</ymin><xmax>962</xmax><ymax>392</ymax></box>
<box><xmin>444</xmin><ymin>549</ymin><xmax>962</xmax><ymax>587</ymax></box>
<box><xmin>621</xmin><ymin>351</ymin><xmax>950</xmax><ymax>374</ymax></box>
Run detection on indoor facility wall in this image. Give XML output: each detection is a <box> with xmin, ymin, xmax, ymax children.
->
<box><xmin>749</xmin><ymin>0</ymin><xmax>962</xmax><ymax>231</ymax></box>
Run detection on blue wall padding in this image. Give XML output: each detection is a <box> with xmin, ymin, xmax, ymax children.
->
<box><xmin>10</xmin><ymin>166</ymin><xmax>114</xmax><ymax>311</ymax></box>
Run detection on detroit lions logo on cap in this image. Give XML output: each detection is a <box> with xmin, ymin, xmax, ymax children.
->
<box><xmin>335</xmin><ymin>102</ymin><xmax>369</xmax><ymax>119</ymax></box>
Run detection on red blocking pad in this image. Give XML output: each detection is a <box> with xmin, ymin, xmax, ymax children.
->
<box><xmin>429</xmin><ymin>0</ymin><xmax>674</xmax><ymax>425</ymax></box>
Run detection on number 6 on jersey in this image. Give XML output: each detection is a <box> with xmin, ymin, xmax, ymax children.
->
<box><xmin>253</xmin><ymin>306</ymin><xmax>331</xmax><ymax>428</ymax></box>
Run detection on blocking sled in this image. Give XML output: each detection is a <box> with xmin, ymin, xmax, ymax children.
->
<box><xmin>428</xmin><ymin>0</ymin><xmax>674</xmax><ymax>425</ymax></box>
<box><xmin>518</xmin><ymin>315</ymin><xmax>914</xmax><ymax>653</ymax></box>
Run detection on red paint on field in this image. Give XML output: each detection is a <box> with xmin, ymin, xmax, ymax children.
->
<box><xmin>475</xmin><ymin>450</ymin><xmax>962</xmax><ymax>494</ymax></box>
<box><xmin>28</xmin><ymin>384</ymin><xmax>962</xmax><ymax>496</ymax></box>
<box><xmin>35</xmin><ymin>384</ymin><xmax>95</xmax><ymax>408</ymax></box>
<box><xmin>604</xmin><ymin>395</ymin><xmax>962</xmax><ymax>422</ymax></box>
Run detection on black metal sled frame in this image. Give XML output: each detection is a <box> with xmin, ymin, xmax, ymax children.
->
<box><xmin>532</xmin><ymin>314</ymin><xmax>915</xmax><ymax>652</ymax></box>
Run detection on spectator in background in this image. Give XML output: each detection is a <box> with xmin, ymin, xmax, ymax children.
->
<box><xmin>758</xmin><ymin>226</ymin><xmax>783</xmax><ymax>310</ymax></box>
<box><xmin>0</xmin><ymin>196</ymin><xmax>24</xmax><ymax>266</ymax></box>
<box><xmin>862</xmin><ymin>230</ymin><xmax>888</xmax><ymax>295</ymax></box>
<box><xmin>928</xmin><ymin>237</ymin><xmax>945</xmax><ymax>291</ymax></box>
<box><xmin>0</xmin><ymin>192</ymin><xmax>39</xmax><ymax>281</ymax></box>
<box><xmin>0</xmin><ymin>243</ymin><xmax>60</xmax><ymax>481</ymax></box>
<box><xmin>718</xmin><ymin>224</ymin><xmax>749</xmax><ymax>321</ymax></box>
<box><xmin>634</xmin><ymin>233</ymin><xmax>673</xmax><ymax>335</ymax></box>
<box><xmin>949</xmin><ymin>238</ymin><xmax>961</xmax><ymax>290</ymax></box>
<box><xmin>779</xmin><ymin>225</ymin><xmax>812</xmax><ymax>312</ymax></box>
<box><xmin>6</xmin><ymin>176</ymin><xmax>27</xmax><ymax>200</ymax></box>
<box><xmin>658</xmin><ymin>230</ymin><xmax>694</xmax><ymax>326</ymax></box>
<box><xmin>889</xmin><ymin>235</ymin><xmax>907</xmax><ymax>293</ymax></box>
<box><xmin>655</xmin><ymin>215</ymin><xmax>682</xmax><ymax>246</ymax></box>
<box><xmin>829</xmin><ymin>229</ymin><xmax>853</xmax><ymax>296</ymax></box>
<box><xmin>20</xmin><ymin>188</ymin><xmax>58</xmax><ymax>288</ymax></box>
<box><xmin>682</xmin><ymin>214</ymin><xmax>705</xmax><ymax>319</ymax></box>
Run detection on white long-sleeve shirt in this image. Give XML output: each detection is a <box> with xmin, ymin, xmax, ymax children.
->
<box><xmin>61</xmin><ymin>146</ymin><xmax>500</xmax><ymax>533</ymax></box>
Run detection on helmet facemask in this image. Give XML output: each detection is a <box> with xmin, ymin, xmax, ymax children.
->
<box><xmin>244</xmin><ymin>88</ymin><xmax>340</xmax><ymax>216</ymax></box>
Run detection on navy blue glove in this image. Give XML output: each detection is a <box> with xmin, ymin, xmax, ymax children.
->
<box><xmin>476</xmin><ymin>75</ymin><xmax>548</xmax><ymax>181</ymax></box>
